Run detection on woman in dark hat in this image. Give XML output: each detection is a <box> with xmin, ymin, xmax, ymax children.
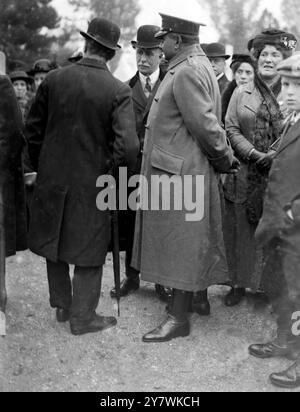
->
<box><xmin>9</xmin><ymin>71</ymin><xmax>34</xmax><ymax>121</ymax></box>
<box><xmin>28</xmin><ymin>59</ymin><xmax>58</xmax><ymax>91</ymax></box>
<box><xmin>222</xmin><ymin>54</ymin><xmax>256</xmax><ymax>122</ymax></box>
<box><xmin>223</xmin><ymin>29</ymin><xmax>297</xmax><ymax>307</ymax></box>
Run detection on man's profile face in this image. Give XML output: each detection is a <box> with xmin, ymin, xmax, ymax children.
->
<box><xmin>209</xmin><ymin>57</ymin><xmax>226</xmax><ymax>77</ymax></box>
<box><xmin>136</xmin><ymin>47</ymin><xmax>162</xmax><ymax>76</ymax></box>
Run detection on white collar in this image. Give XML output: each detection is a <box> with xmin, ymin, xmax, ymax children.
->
<box><xmin>139</xmin><ymin>68</ymin><xmax>160</xmax><ymax>86</ymax></box>
<box><xmin>217</xmin><ymin>73</ymin><xmax>225</xmax><ymax>81</ymax></box>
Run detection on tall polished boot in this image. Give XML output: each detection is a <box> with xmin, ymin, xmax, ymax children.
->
<box><xmin>143</xmin><ymin>289</ymin><xmax>192</xmax><ymax>343</ymax></box>
<box><xmin>193</xmin><ymin>289</ymin><xmax>211</xmax><ymax>316</ymax></box>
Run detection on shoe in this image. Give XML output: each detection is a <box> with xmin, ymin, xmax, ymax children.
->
<box><xmin>249</xmin><ymin>340</ymin><xmax>295</xmax><ymax>359</ymax></box>
<box><xmin>193</xmin><ymin>290</ymin><xmax>211</xmax><ymax>316</ymax></box>
<box><xmin>224</xmin><ymin>287</ymin><xmax>245</xmax><ymax>307</ymax></box>
<box><xmin>110</xmin><ymin>278</ymin><xmax>140</xmax><ymax>299</ymax></box>
<box><xmin>155</xmin><ymin>284</ymin><xmax>172</xmax><ymax>303</ymax></box>
<box><xmin>270</xmin><ymin>363</ymin><xmax>300</xmax><ymax>389</ymax></box>
<box><xmin>70</xmin><ymin>314</ymin><xmax>117</xmax><ymax>336</ymax></box>
<box><xmin>56</xmin><ymin>308</ymin><xmax>70</xmax><ymax>323</ymax></box>
<box><xmin>142</xmin><ymin>315</ymin><xmax>190</xmax><ymax>343</ymax></box>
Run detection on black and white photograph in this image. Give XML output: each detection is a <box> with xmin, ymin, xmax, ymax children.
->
<box><xmin>1</xmin><ymin>0</ymin><xmax>300</xmax><ymax>394</ymax></box>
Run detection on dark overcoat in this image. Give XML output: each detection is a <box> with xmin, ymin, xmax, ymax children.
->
<box><xmin>256</xmin><ymin>116</ymin><xmax>300</xmax><ymax>298</ymax></box>
<box><xmin>25</xmin><ymin>58</ymin><xmax>139</xmax><ymax>267</ymax></box>
<box><xmin>0</xmin><ymin>75</ymin><xmax>27</xmax><ymax>257</ymax></box>
<box><xmin>127</xmin><ymin>70</ymin><xmax>165</xmax><ymax>155</ymax></box>
<box><xmin>132</xmin><ymin>45</ymin><xmax>233</xmax><ymax>292</ymax></box>
<box><xmin>256</xmin><ymin>117</ymin><xmax>300</xmax><ymax>247</ymax></box>
<box><xmin>218</xmin><ymin>73</ymin><xmax>230</xmax><ymax>96</ymax></box>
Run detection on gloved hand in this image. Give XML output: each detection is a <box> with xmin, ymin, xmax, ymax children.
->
<box><xmin>256</xmin><ymin>150</ymin><xmax>276</xmax><ymax>172</ymax></box>
<box><xmin>227</xmin><ymin>156</ymin><xmax>241</xmax><ymax>174</ymax></box>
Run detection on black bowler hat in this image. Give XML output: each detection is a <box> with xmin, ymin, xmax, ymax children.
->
<box><xmin>131</xmin><ymin>25</ymin><xmax>162</xmax><ymax>49</ymax></box>
<box><xmin>206</xmin><ymin>43</ymin><xmax>231</xmax><ymax>60</ymax></box>
<box><xmin>80</xmin><ymin>18</ymin><xmax>121</xmax><ymax>51</ymax></box>
<box><xmin>9</xmin><ymin>70</ymin><xmax>33</xmax><ymax>85</ymax></box>
<box><xmin>155</xmin><ymin>13</ymin><xmax>206</xmax><ymax>39</ymax></box>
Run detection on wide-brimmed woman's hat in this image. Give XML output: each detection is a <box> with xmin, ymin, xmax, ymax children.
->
<box><xmin>9</xmin><ymin>70</ymin><xmax>33</xmax><ymax>84</ymax></box>
<box><xmin>206</xmin><ymin>43</ymin><xmax>231</xmax><ymax>60</ymax></box>
<box><xmin>80</xmin><ymin>18</ymin><xmax>121</xmax><ymax>51</ymax></box>
<box><xmin>28</xmin><ymin>59</ymin><xmax>57</xmax><ymax>76</ymax></box>
<box><xmin>131</xmin><ymin>25</ymin><xmax>162</xmax><ymax>49</ymax></box>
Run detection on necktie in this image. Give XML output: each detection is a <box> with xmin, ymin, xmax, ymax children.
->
<box><xmin>145</xmin><ymin>77</ymin><xmax>152</xmax><ymax>97</ymax></box>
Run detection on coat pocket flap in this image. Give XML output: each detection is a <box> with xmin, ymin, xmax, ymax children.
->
<box><xmin>151</xmin><ymin>145</ymin><xmax>184</xmax><ymax>175</ymax></box>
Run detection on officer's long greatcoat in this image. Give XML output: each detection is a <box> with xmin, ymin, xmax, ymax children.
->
<box><xmin>0</xmin><ymin>75</ymin><xmax>27</xmax><ymax>257</ymax></box>
<box><xmin>132</xmin><ymin>45</ymin><xmax>233</xmax><ymax>292</ymax></box>
<box><xmin>26</xmin><ymin>58</ymin><xmax>139</xmax><ymax>267</ymax></box>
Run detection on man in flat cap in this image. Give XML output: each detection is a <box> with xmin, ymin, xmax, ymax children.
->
<box><xmin>25</xmin><ymin>18</ymin><xmax>139</xmax><ymax>336</ymax></box>
<box><xmin>206</xmin><ymin>42</ymin><xmax>231</xmax><ymax>95</ymax></box>
<box><xmin>110</xmin><ymin>25</ymin><xmax>171</xmax><ymax>302</ymax></box>
<box><xmin>132</xmin><ymin>14</ymin><xmax>237</xmax><ymax>343</ymax></box>
<box><xmin>249</xmin><ymin>54</ymin><xmax>300</xmax><ymax>389</ymax></box>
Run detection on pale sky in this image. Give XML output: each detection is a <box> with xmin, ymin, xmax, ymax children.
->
<box><xmin>51</xmin><ymin>0</ymin><xmax>284</xmax><ymax>80</ymax></box>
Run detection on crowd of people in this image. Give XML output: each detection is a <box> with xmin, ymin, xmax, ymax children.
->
<box><xmin>1</xmin><ymin>12</ymin><xmax>300</xmax><ymax>389</ymax></box>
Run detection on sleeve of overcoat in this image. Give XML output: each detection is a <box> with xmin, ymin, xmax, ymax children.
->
<box><xmin>173</xmin><ymin>65</ymin><xmax>233</xmax><ymax>173</ymax></box>
<box><xmin>225</xmin><ymin>88</ymin><xmax>255</xmax><ymax>160</ymax></box>
<box><xmin>111</xmin><ymin>83</ymin><xmax>140</xmax><ymax>172</ymax></box>
<box><xmin>0</xmin><ymin>76</ymin><xmax>24</xmax><ymax>181</ymax></box>
<box><xmin>25</xmin><ymin>83</ymin><xmax>48</xmax><ymax>172</ymax></box>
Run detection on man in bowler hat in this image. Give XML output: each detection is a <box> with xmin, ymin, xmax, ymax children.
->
<box><xmin>110</xmin><ymin>25</ymin><xmax>171</xmax><ymax>302</ymax></box>
<box><xmin>206</xmin><ymin>42</ymin><xmax>231</xmax><ymax>95</ymax></box>
<box><xmin>25</xmin><ymin>18</ymin><xmax>139</xmax><ymax>336</ymax></box>
<box><xmin>132</xmin><ymin>14</ymin><xmax>237</xmax><ymax>343</ymax></box>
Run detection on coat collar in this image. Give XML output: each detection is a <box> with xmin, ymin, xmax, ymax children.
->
<box><xmin>277</xmin><ymin>116</ymin><xmax>300</xmax><ymax>155</ymax></box>
<box><xmin>129</xmin><ymin>69</ymin><xmax>164</xmax><ymax>89</ymax></box>
<box><xmin>168</xmin><ymin>44</ymin><xmax>205</xmax><ymax>70</ymax></box>
<box><xmin>76</xmin><ymin>57</ymin><xmax>109</xmax><ymax>71</ymax></box>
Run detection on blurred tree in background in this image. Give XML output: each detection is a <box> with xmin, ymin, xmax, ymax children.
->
<box><xmin>200</xmin><ymin>0</ymin><xmax>261</xmax><ymax>52</ymax></box>
<box><xmin>200</xmin><ymin>0</ymin><xmax>292</xmax><ymax>52</ymax></box>
<box><xmin>70</xmin><ymin>0</ymin><xmax>140</xmax><ymax>72</ymax></box>
<box><xmin>0</xmin><ymin>0</ymin><xmax>70</xmax><ymax>71</ymax></box>
<box><xmin>281</xmin><ymin>0</ymin><xmax>300</xmax><ymax>42</ymax></box>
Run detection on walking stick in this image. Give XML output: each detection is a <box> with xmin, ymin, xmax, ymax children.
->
<box><xmin>111</xmin><ymin>207</ymin><xmax>121</xmax><ymax>317</ymax></box>
<box><xmin>0</xmin><ymin>184</ymin><xmax>7</xmax><ymax>336</ymax></box>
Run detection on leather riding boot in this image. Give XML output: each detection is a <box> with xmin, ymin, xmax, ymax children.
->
<box><xmin>193</xmin><ymin>289</ymin><xmax>211</xmax><ymax>316</ymax></box>
<box><xmin>143</xmin><ymin>289</ymin><xmax>191</xmax><ymax>343</ymax></box>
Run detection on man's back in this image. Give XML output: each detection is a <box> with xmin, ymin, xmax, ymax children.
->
<box><xmin>27</xmin><ymin>58</ymin><xmax>138</xmax><ymax>188</ymax></box>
